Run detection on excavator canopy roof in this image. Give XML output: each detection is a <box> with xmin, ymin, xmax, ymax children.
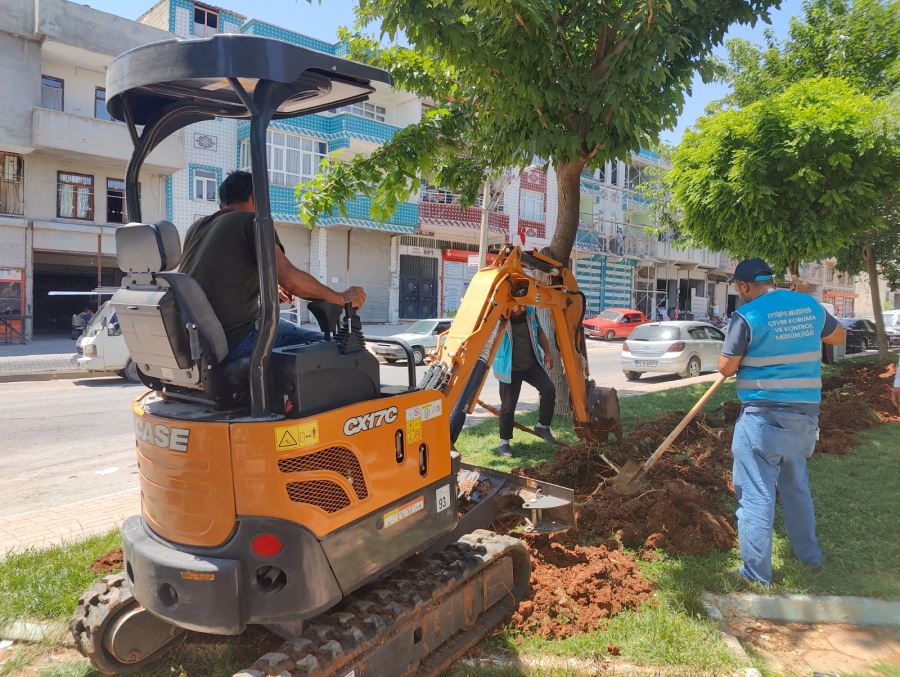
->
<box><xmin>106</xmin><ymin>33</ymin><xmax>392</xmax><ymax>125</ymax></box>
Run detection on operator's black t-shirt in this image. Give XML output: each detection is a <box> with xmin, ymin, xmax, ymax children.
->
<box><xmin>510</xmin><ymin>313</ymin><xmax>538</xmax><ymax>372</ymax></box>
<box><xmin>178</xmin><ymin>209</ymin><xmax>283</xmax><ymax>348</ymax></box>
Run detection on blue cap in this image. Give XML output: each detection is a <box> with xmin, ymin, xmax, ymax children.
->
<box><xmin>728</xmin><ymin>258</ymin><xmax>774</xmax><ymax>283</ymax></box>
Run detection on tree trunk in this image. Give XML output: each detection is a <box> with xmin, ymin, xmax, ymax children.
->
<box><xmin>541</xmin><ymin>158</ymin><xmax>587</xmax><ymax>419</ymax></box>
<box><xmin>864</xmin><ymin>241</ymin><xmax>890</xmax><ymax>362</ymax></box>
<box><xmin>548</xmin><ymin>158</ymin><xmax>587</xmax><ymax>262</ymax></box>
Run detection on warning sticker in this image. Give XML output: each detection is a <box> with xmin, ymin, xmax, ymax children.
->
<box><xmin>274</xmin><ymin>420</ymin><xmax>319</xmax><ymax>451</ymax></box>
<box><xmin>406</xmin><ymin>418</ymin><xmax>423</xmax><ymax>444</ymax></box>
<box><xmin>405</xmin><ymin>399</ymin><xmax>443</xmax><ymax>423</ymax></box>
<box><xmin>383</xmin><ymin>496</ymin><xmax>425</xmax><ymax>529</ymax></box>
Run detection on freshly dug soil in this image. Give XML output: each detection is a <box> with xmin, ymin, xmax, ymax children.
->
<box><xmin>510</xmin><ymin>531</ymin><xmax>655</xmax><ymax>639</ymax></box>
<box><xmin>90</xmin><ymin>547</ymin><xmax>124</xmax><ymax>574</ymax></box>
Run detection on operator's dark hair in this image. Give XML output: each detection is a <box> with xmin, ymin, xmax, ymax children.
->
<box><xmin>218</xmin><ymin>170</ymin><xmax>254</xmax><ymax>206</ymax></box>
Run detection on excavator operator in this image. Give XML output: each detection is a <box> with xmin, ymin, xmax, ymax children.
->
<box><xmin>178</xmin><ymin>171</ymin><xmax>366</xmax><ymax>362</ymax></box>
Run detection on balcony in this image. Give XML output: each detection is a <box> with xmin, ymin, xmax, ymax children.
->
<box><xmin>418</xmin><ymin>189</ymin><xmax>508</xmax><ymax>244</ymax></box>
<box><xmin>32</xmin><ymin>108</ymin><xmax>184</xmax><ymax>174</ymax></box>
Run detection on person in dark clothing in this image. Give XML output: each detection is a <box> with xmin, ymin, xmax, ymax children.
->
<box><xmin>179</xmin><ymin>171</ymin><xmax>365</xmax><ymax>362</ymax></box>
<box><xmin>491</xmin><ymin>305</ymin><xmax>556</xmax><ymax>457</ymax></box>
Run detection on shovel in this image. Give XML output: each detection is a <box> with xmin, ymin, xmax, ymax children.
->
<box><xmin>612</xmin><ymin>372</ymin><xmax>728</xmax><ymax>494</ymax></box>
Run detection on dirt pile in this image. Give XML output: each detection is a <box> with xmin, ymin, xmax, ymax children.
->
<box><xmin>90</xmin><ymin>547</ymin><xmax>124</xmax><ymax>574</ymax></box>
<box><xmin>510</xmin><ymin>532</ymin><xmax>655</xmax><ymax>639</ymax></box>
<box><xmin>818</xmin><ymin>362</ymin><xmax>899</xmax><ymax>454</ymax></box>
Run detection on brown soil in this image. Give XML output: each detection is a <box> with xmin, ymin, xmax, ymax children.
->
<box><xmin>494</xmin><ymin>362</ymin><xmax>896</xmax><ymax>638</ymax></box>
<box><xmin>90</xmin><ymin>547</ymin><xmax>124</xmax><ymax>574</ymax></box>
<box><xmin>509</xmin><ymin>531</ymin><xmax>655</xmax><ymax>639</ymax></box>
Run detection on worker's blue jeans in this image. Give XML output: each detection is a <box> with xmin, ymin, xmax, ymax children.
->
<box><xmin>225</xmin><ymin>320</ymin><xmax>323</xmax><ymax>363</ymax></box>
<box><xmin>732</xmin><ymin>408</ymin><xmax>822</xmax><ymax>584</ymax></box>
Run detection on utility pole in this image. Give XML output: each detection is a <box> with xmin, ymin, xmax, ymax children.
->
<box><xmin>477</xmin><ymin>179</ymin><xmax>490</xmax><ymax>268</ymax></box>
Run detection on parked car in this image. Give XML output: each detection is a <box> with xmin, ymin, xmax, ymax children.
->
<box><xmin>621</xmin><ymin>321</ymin><xmax>726</xmax><ymax>380</ymax></box>
<box><xmin>839</xmin><ymin>318</ymin><xmax>878</xmax><ymax>353</ymax></box>
<box><xmin>584</xmin><ymin>308</ymin><xmax>648</xmax><ymax>341</ymax></box>
<box><xmin>372</xmin><ymin>318</ymin><xmax>453</xmax><ymax>365</ymax></box>
<box><xmin>882</xmin><ymin>310</ymin><xmax>900</xmax><ymax>348</ymax></box>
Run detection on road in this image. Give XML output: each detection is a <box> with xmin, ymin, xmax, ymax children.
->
<box><xmin>0</xmin><ymin>339</ymin><xmax>718</xmax><ymax>518</ymax></box>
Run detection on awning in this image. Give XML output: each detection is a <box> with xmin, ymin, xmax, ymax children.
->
<box><xmin>823</xmin><ymin>289</ymin><xmax>856</xmax><ymax>299</ymax></box>
<box><xmin>418</xmin><ymin>220</ymin><xmax>507</xmax><ymax>245</ymax></box>
<box><xmin>274</xmin><ymin>213</ymin><xmax>417</xmax><ymax>235</ymax></box>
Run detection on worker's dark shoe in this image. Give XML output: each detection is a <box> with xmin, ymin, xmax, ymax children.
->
<box><xmin>497</xmin><ymin>442</ymin><xmax>514</xmax><ymax>458</ymax></box>
<box><xmin>534</xmin><ymin>425</ymin><xmax>557</xmax><ymax>445</ymax></box>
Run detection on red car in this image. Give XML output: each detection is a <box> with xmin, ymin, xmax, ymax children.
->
<box><xmin>583</xmin><ymin>308</ymin><xmax>649</xmax><ymax>340</ymax></box>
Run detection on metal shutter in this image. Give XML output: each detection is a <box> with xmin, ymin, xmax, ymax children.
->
<box><xmin>348</xmin><ymin>230</ymin><xmax>391</xmax><ymax>322</ymax></box>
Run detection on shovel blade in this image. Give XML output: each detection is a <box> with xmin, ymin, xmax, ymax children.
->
<box><xmin>611</xmin><ymin>459</ymin><xmax>650</xmax><ymax>494</ymax></box>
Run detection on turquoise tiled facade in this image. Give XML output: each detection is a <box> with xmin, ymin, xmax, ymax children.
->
<box><xmin>241</xmin><ymin>19</ymin><xmax>341</xmax><ymax>54</ymax></box>
<box><xmin>235</xmin><ymin>115</ymin><xmax>399</xmax><ymax>147</ymax></box>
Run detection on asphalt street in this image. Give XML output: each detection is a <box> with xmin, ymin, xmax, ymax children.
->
<box><xmin>0</xmin><ymin>339</ymin><xmax>717</xmax><ymax>517</ymax></box>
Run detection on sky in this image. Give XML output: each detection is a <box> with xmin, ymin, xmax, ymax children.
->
<box><xmin>81</xmin><ymin>0</ymin><xmax>804</xmax><ymax>144</ymax></box>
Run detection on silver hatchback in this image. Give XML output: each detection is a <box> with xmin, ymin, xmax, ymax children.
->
<box><xmin>621</xmin><ymin>321</ymin><xmax>726</xmax><ymax>380</ymax></box>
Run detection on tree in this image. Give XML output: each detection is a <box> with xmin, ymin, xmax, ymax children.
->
<box><xmin>704</xmin><ymin>0</ymin><xmax>900</xmax><ymax>359</ymax></box>
<box><xmin>718</xmin><ymin>0</ymin><xmax>900</xmax><ymax>109</ymax></box>
<box><xmin>667</xmin><ymin>77</ymin><xmax>899</xmax><ymax>354</ymax></box>
<box><xmin>299</xmin><ymin>0</ymin><xmax>781</xmax><ymax>265</ymax></box>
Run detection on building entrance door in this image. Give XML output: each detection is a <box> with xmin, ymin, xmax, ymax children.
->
<box><xmin>399</xmin><ymin>255</ymin><xmax>438</xmax><ymax>319</ymax></box>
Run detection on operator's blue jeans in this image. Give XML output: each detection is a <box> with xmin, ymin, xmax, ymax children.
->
<box><xmin>225</xmin><ymin>320</ymin><xmax>323</xmax><ymax>363</ymax></box>
<box><xmin>732</xmin><ymin>408</ymin><xmax>822</xmax><ymax>584</ymax></box>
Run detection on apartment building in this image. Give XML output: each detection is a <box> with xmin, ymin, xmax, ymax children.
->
<box><xmin>0</xmin><ymin>0</ymin><xmax>182</xmax><ymax>340</ymax></box>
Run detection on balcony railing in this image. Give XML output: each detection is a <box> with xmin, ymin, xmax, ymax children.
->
<box><xmin>420</xmin><ymin>187</ymin><xmax>505</xmax><ymax>213</ymax></box>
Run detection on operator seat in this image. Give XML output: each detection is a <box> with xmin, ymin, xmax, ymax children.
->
<box><xmin>111</xmin><ymin>221</ymin><xmax>246</xmax><ymax>406</ymax></box>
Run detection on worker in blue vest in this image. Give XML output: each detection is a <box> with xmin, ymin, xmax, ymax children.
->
<box><xmin>718</xmin><ymin>259</ymin><xmax>845</xmax><ymax>585</ymax></box>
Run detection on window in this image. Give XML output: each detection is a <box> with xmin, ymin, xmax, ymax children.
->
<box><xmin>332</xmin><ymin>101</ymin><xmax>387</xmax><ymax>122</ymax></box>
<box><xmin>95</xmin><ymin>88</ymin><xmax>112</xmax><ymax>121</ymax></box>
<box><xmin>106</xmin><ymin>179</ymin><xmax>126</xmax><ymax>223</ymax></box>
<box><xmin>0</xmin><ymin>152</ymin><xmax>24</xmax><ymax>216</ymax></box>
<box><xmin>707</xmin><ymin>327</ymin><xmax>726</xmax><ymax>341</ymax></box>
<box><xmin>242</xmin><ymin>132</ymin><xmax>327</xmax><ymax>187</ymax></box>
<box><xmin>519</xmin><ymin>189</ymin><xmax>544</xmax><ymax>222</ymax></box>
<box><xmin>193</xmin><ymin>5</ymin><xmax>218</xmax><ymax>37</ymax></box>
<box><xmin>687</xmin><ymin>326</ymin><xmax>708</xmax><ymax>340</ymax></box>
<box><xmin>625</xmin><ymin>314</ymin><xmax>642</xmax><ymax>323</ymax></box>
<box><xmin>609</xmin><ymin>161</ymin><xmax>618</xmax><ymax>187</ymax></box>
<box><xmin>57</xmin><ymin>172</ymin><xmax>94</xmax><ymax>220</ymax></box>
<box><xmin>435</xmin><ymin>322</ymin><xmax>452</xmax><ymax>334</ymax></box>
<box><xmin>194</xmin><ymin>169</ymin><xmax>218</xmax><ymax>202</ymax></box>
<box><xmin>41</xmin><ymin>75</ymin><xmax>64</xmax><ymax>111</ymax></box>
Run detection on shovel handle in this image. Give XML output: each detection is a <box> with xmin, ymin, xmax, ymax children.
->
<box><xmin>642</xmin><ymin>373</ymin><xmax>728</xmax><ymax>471</ymax></box>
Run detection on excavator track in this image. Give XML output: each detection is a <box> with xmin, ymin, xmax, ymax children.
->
<box><xmin>235</xmin><ymin>530</ymin><xmax>530</xmax><ymax>677</ymax></box>
<box><xmin>70</xmin><ymin>572</ymin><xmax>185</xmax><ymax>675</ymax></box>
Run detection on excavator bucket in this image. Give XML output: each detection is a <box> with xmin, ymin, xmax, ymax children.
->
<box><xmin>575</xmin><ymin>380</ymin><xmax>623</xmax><ymax>445</ymax></box>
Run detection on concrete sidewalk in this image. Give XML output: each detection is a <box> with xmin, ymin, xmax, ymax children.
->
<box><xmin>0</xmin><ymin>336</ymin><xmax>82</xmax><ymax>380</ymax></box>
<box><xmin>0</xmin><ymin>489</ymin><xmax>139</xmax><ymax>557</ymax></box>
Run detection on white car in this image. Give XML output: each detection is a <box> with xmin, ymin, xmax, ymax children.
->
<box><xmin>882</xmin><ymin>310</ymin><xmax>900</xmax><ymax>348</ymax></box>
<box><xmin>372</xmin><ymin>319</ymin><xmax>453</xmax><ymax>365</ymax></box>
<box><xmin>621</xmin><ymin>321</ymin><xmax>726</xmax><ymax>380</ymax></box>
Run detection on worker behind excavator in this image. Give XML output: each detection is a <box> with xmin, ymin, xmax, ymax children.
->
<box><xmin>178</xmin><ymin>171</ymin><xmax>366</xmax><ymax>363</ymax></box>
<box><xmin>491</xmin><ymin>305</ymin><xmax>556</xmax><ymax>458</ymax></box>
<box><xmin>717</xmin><ymin>258</ymin><xmax>845</xmax><ymax>586</ymax></box>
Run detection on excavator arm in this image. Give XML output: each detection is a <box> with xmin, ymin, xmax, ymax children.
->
<box><xmin>421</xmin><ymin>246</ymin><xmax>623</xmax><ymax>445</ymax></box>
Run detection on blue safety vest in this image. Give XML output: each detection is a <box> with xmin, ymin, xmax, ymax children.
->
<box><xmin>492</xmin><ymin>307</ymin><xmax>544</xmax><ymax>384</ymax></box>
<box><xmin>735</xmin><ymin>289</ymin><xmax>825</xmax><ymax>404</ymax></box>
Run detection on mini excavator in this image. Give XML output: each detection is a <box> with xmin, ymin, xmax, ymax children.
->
<box><xmin>70</xmin><ymin>34</ymin><xmax>622</xmax><ymax>677</ymax></box>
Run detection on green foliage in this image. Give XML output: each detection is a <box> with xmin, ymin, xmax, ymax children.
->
<box><xmin>719</xmin><ymin>0</ymin><xmax>900</xmax><ymax>107</ymax></box>
<box><xmin>667</xmin><ymin>77</ymin><xmax>899</xmax><ymax>272</ymax></box>
<box><xmin>298</xmin><ymin>0</ymin><xmax>781</xmax><ymax>259</ymax></box>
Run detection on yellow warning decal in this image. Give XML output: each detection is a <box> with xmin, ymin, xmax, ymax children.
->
<box><xmin>275</xmin><ymin>420</ymin><xmax>319</xmax><ymax>451</ymax></box>
<box><xmin>180</xmin><ymin>570</ymin><xmax>215</xmax><ymax>582</ymax></box>
<box><xmin>406</xmin><ymin>418</ymin><xmax>423</xmax><ymax>444</ymax></box>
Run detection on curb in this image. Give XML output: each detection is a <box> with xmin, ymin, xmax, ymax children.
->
<box><xmin>0</xmin><ymin>620</ymin><xmax>71</xmax><ymax>646</ymax></box>
<box><xmin>703</xmin><ymin>592</ymin><xmax>900</xmax><ymax>627</ymax></box>
<box><xmin>458</xmin><ymin>653</ymin><xmax>761</xmax><ymax>676</ymax></box>
<box><xmin>0</xmin><ymin>370</ymin><xmax>112</xmax><ymax>384</ymax></box>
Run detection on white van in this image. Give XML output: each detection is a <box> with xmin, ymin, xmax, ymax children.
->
<box><xmin>74</xmin><ymin>301</ymin><xmax>140</xmax><ymax>382</ymax></box>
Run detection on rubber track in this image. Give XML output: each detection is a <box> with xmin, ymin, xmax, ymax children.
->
<box><xmin>70</xmin><ymin>573</ymin><xmax>138</xmax><ymax>675</ymax></box>
<box><xmin>235</xmin><ymin>529</ymin><xmax>527</xmax><ymax>677</ymax></box>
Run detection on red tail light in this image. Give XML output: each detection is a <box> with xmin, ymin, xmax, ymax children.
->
<box><xmin>622</xmin><ymin>342</ymin><xmax>631</xmax><ymax>352</ymax></box>
<box><xmin>251</xmin><ymin>534</ymin><xmax>283</xmax><ymax>557</ymax></box>
<box><xmin>667</xmin><ymin>342</ymin><xmax>686</xmax><ymax>353</ymax></box>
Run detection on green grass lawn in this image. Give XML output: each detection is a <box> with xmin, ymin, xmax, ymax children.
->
<box><xmin>2</xmin><ymin>366</ymin><xmax>896</xmax><ymax>676</ymax></box>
